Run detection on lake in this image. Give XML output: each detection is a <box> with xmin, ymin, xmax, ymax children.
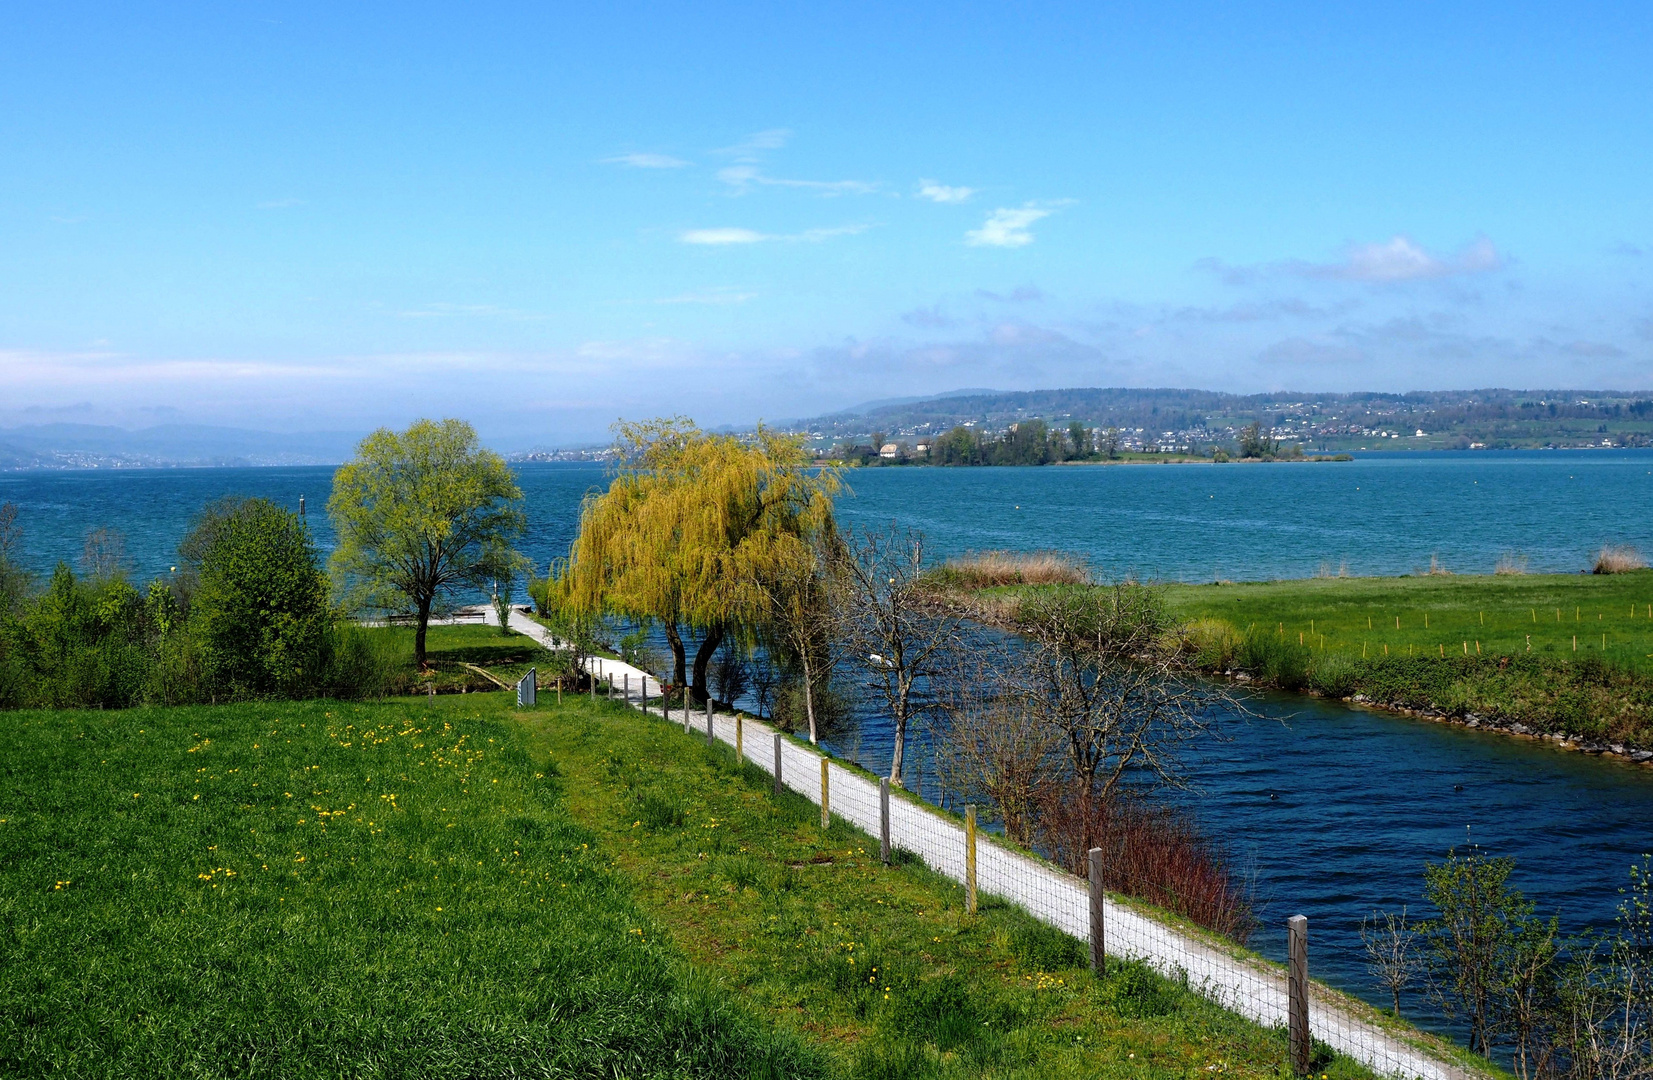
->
<box><xmin>3</xmin><ymin>450</ymin><xmax>1651</xmax><ymax>1033</ymax></box>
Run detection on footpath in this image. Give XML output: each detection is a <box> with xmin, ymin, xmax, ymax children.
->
<box><xmin>501</xmin><ymin>607</ymin><xmax>1480</xmax><ymax>1080</ymax></box>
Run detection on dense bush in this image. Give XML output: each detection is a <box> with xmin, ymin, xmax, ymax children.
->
<box><xmin>190</xmin><ymin>498</ymin><xmax>333</xmax><ymax>699</ymax></box>
<box><xmin>0</xmin><ymin>499</ymin><xmax>417</xmax><ymax>710</ymax></box>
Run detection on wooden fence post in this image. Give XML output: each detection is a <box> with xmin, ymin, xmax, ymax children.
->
<box><xmin>705</xmin><ymin>700</ymin><xmax>714</xmax><ymax>747</ymax></box>
<box><xmin>1088</xmin><ymin>847</ymin><xmax>1106</xmax><ymax>976</ymax></box>
<box><xmin>589</xmin><ymin>664</ymin><xmax>596</xmax><ymax>701</ymax></box>
<box><xmin>1288</xmin><ymin>915</ymin><xmax>1310</xmax><ymax>1076</ymax></box>
<box><xmin>735</xmin><ymin>714</ymin><xmax>743</xmax><ymax>763</ymax></box>
<box><xmin>820</xmin><ymin>759</ymin><xmax>830</xmax><ymax>828</ymax></box>
<box><xmin>682</xmin><ymin>696</ymin><xmax>690</xmax><ymax>734</ymax></box>
<box><xmin>772</xmin><ymin>733</ymin><xmax>782</xmax><ymax>796</ymax></box>
<box><xmin>965</xmin><ymin>804</ymin><xmax>978</xmax><ymax>915</ymax></box>
<box><xmin>879</xmin><ymin>778</ymin><xmax>891</xmax><ymax>865</ymax></box>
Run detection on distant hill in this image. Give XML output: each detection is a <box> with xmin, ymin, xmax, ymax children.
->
<box><xmin>788</xmin><ymin>387</ymin><xmax>1653</xmax><ymax>453</ymax></box>
<box><xmin>0</xmin><ymin>424</ymin><xmax>362</xmax><ymax>470</ymax></box>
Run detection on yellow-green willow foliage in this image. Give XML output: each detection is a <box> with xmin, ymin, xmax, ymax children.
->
<box><xmin>563</xmin><ymin>418</ymin><xmax>840</xmax><ymax>699</ymax></box>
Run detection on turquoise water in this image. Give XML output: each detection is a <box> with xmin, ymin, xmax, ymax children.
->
<box><xmin>835</xmin><ymin>449</ymin><xmax>1653</xmax><ymax>581</ymax></box>
<box><xmin>3</xmin><ymin>452</ymin><xmax>1651</xmax><ymax>1036</ymax></box>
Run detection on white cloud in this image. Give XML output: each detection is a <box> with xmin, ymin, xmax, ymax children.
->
<box><xmin>678</xmin><ymin>224</ymin><xmax>867</xmax><ymax>245</ymax></box>
<box><xmin>717</xmin><ymin>128</ymin><xmax>792</xmax><ymax>157</ymax></box>
<box><xmin>717</xmin><ymin>165</ymin><xmax>875</xmax><ymax>196</ymax></box>
<box><xmin>917</xmin><ymin>180</ymin><xmax>975</xmax><ymax>204</ymax></box>
<box><xmin>966</xmin><ymin>205</ymin><xmax>1051</xmax><ymax>248</ymax></box>
<box><xmin>603</xmin><ymin>152</ymin><xmax>690</xmax><ymax>169</ymax></box>
<box><xmin>1305</xmin><ymin>235</ymin><xmax>1503</xmax><ymax>282</ymax></box>
<box><xmin>680</xmin><ymin>228</ymin><xmax>768</xmax><ymax>245</ymax></box>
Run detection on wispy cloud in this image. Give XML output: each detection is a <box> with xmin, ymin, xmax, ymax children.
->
<box><xmin>901</xmin><ymin>305</ymin><xmax>961</xmax><ymax>329</ymax></box>
<box><xmin>602</xmin><ymin>152</ymin><xmax>691</xmax><ymax>169</ymax></box>
<box><xmin>717</xmin><ymin>128</ymin><xmax>792</xmax><ymax>158</ymax></box>
<box><xmin>680</xmin><ymin>228</ymin><xmax>768</xmax><ymax>245</ymax></box>
<box><xmin>966</xmin><ymin>204</ymin><xmax>1055</xmax><ymax>248</ymax></box>
<box><xmin>397</xmin><ymin>302</ymin><xmax>544</xmax><ymax>320</ymax></box>
<box><xmin>656</xmin><ymin>287</ymin><xmax>757</xmax><ymax>305</ymax></box>
<box><xmin>716</xmin><ymin>165</ymin><xmax>875</xmax><ymax>196</ymax></box>
<box><xmin>257</xmin><ymin>197</ymin><xmax>306</xmax><ymax>209</ymax></box>
<box><xmin>917</xmin><ymin>180</ymin><xmax>975</xmax><ymax>204</ymax></box>
<box><xmin>678</xmin><ymin>224</ymin><xmax>867</xmax><ymax>245</ymax></box>
<box><xmin>1256</xmin><ymin>337</ymin><xmax>1367</xmax><ymax>365</ymax></box>
<box><xmin>1204</xmin><ymin>235</ymin><xmax>1504</xmax><ymax>285</ymax></box>
<box><xmin>976</xmin><ymin>286</ymin><xmax>1045</xmax><ymax>303</ymax></box>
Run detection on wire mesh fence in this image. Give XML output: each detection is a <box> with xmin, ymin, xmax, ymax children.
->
<box><xmin>508</xmin><ymin>615</ymin><xmax>1483</xmax><ymax>1080</ymax></box>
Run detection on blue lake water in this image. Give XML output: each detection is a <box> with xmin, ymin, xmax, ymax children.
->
<box><xmin>3</xmin><ymin>451</ymin><xmax>1651</xmax><ymax>1036</ymax></box>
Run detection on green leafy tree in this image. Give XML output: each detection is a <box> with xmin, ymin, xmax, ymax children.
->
<box><xmin>328</xmin><ymin>419</ymin><xmax>525</xmax><ymax>668</ymax></box>
<box><xmin>564</xmin><ymin>418</ymin><xmax>839</xmax><ymax>704</ymax></box>
<box><xmin>1420</xmin><ymin>845</ymin><xmax>1561</xmax><ymax>1064</ymax></box>
<box><xmin>1068</xmin><ymin>421</ymin><xmax>1091</xmax><ymax>459</ymax></box>
<box><xmin>1237</xmin><ymin>421</ymin><xmax>1277</xmax><ymax>459</ymax></box>
<box><xmin>189</xmin><ymin>497</ymin><xmax>332</xmax><ymax>699</ymax></box>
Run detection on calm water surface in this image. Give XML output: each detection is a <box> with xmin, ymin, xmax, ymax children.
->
<box><xmin>4</xmin><ymin>452</ymin><xmax>1651</xmax><ymax>1032</ymax></box>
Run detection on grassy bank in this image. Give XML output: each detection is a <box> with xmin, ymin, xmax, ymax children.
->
<box><xmin>0</xmin><ymin>692</ymin><xmax>814</xmax><ymax>1077</ymax></box>
<box><xmin>525</xmin><ymin>696</ymin><xmax>1398</xmax><ymax>1080</ymax></box>
<box><xmin>1161</xmin><ymin>572</ymin><xmax>1653</xmax><ymax>753</ymax></box>
<box><xmin>956</xmin><ymin>569</ymin><xmax>1653</xmax><ymax>755</ymax></box>
<box><xmin>0</xmin><ymin>675</ymin><xmax>1408</xmax><ymax>1078</ymax></box>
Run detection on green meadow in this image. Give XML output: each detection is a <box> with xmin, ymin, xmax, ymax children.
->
<box><xmin>0</xmin><ymin>664</ymin><xmax>1398</xmax><ymax>1078</ymax></box>
<box><xmin>1162</xmin><ymin>571</ymin><xmax>1653</xmax><ymax>669</ymax></box>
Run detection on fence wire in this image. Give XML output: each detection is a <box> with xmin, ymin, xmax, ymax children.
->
<box><xmin>508</xmin><ymin>615</ymin><xmax>1480</xmax><ymax>1080</ymax></box>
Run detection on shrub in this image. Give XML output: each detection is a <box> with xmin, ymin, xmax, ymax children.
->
<box><xmin>1032</xmin><ymin>787</ymin><xmax>1255</xmax><ymax>944</ymax></box>
<box><xmin>187</xmin><ymin>498</ymin><xmax>332</xmax><ymax>699</ymax></box>
<box><xmin>1592</xmin><ymin>545</ymin><xmax>1647</xmax><ymax>574</ymax></box>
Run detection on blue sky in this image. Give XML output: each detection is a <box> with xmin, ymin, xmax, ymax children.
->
<box><xmin>2</xmin><ymin>1</ymin><xmax>1650</xmax><ymax>447</ymax></box>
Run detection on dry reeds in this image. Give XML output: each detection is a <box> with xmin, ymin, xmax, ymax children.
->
<box><xmin>1592</xmin><ymin>545</ymin><xmax>1648</xmax><ymax>575</ymax></box>
<box><xmin>1494</xmin><ymin>552</ymin><xmax>1529</xmax><ymax>576</ymax></box>
<box><xmin>940</xmin><ymin>550</ymin><xmax>1089</xmax><ymax>588</ymax></box>
<box><xmin>1033</xmin><ymin>787</ymin><xmax>1255</xmax><ymax>943</ymax></box>
<box><xmin>1423</xmin><ymin>553</ymin><xmax>1453</xmax><ymax>576</ymax></box>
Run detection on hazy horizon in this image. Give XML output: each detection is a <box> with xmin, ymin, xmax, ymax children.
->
<box><xmin>4</xmin><ymin>3</ymin><xmax>1651</xmax><ymax>447</ymax></box>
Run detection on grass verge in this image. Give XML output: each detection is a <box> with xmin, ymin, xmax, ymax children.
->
<box><xmin>520</xmin><ymin>695</ymin><xmax>1388</xmax><ymax>1080</ymax></box>
<box><xmin>0</xmin><ymin>693</ymin><xmax>817</xmax><ymax>1078</ymax></box>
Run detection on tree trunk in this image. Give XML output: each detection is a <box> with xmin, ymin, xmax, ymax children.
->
<box><xmin>415</xmin><ymin>595</ymin><xmax>433</xmax><ymax>669</ymax></box>
<box><xmin>889</xmin><ymin>701</ymin><xmax>906</xmax><ymax>787</ymax></box>
<box><xmin>664</xmin><ymin>621</ymin><xmax>687</xmax><ymax>690</ymax></box>
<box><xmin>801</xmin><ymin>650</ymin><xmax>817</xmax><ymax>744</ymax></box>
<box><xmin>690</xmin><ymin>624</ymin><xmax>723</xmax><ymax>705</ymax></box>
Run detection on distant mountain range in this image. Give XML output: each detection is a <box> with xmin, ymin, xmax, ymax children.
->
<box><xmin>788</xmin><ymin>387</ymin><xmax>1653</xmax><ymax>453</ymax></box>
<box><xmin>0</xmin><ymin>424</ymin><xmax>363</xmax><ymax>471</ymax></box>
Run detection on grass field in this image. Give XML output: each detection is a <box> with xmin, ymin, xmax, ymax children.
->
<box><xmin>0</xmin><ymin>691</ymin><xmax>815</xmax><ymax>1078</ymax></box>
<box><xmin>0</xmin><ymin>665</ymin><xmax>1406</xmax><ymax>1078</ymax></box>
<box><xmin>1162</xmin><ymin>571</ymin><xmax>1653</xmax><ymax>669</ymax></box>
<box><xmin>960</xmin><ymin>570</ymin><xmax>1653</xmax><ymax>752</ymax></box>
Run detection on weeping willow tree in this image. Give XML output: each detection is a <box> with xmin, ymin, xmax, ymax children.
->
<box><xmin>563</xmin><ymin>418</ymin><xmax>840</xmax><ymax>704</ymax></box>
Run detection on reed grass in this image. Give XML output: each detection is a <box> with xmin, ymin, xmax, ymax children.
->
<box><xmin>1592</xmin><ymin>545</ymin><xmax>1648</xmax><ymax>575</ymax></box>
<box><xmin>933</xmin><ymin>549</ymin><xmax>1089</xmax><ymax>588</ymax></box>
<box><xmin>1494</xmin><ymin>552</ymin><xmax>1529</xmax><ymax>576</ymax></box>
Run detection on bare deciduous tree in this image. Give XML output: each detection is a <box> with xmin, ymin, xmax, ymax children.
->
<box><xmin>80</xmin><ymin>526</ymin><xmax>128</xmax><ymax>581</ymax></box>
<box><xmin>1014</xmin><ymin>583</ymin><xmax>1232</xmax><ymax>800</ymax></box>
<box><xmin>933</xmin><ymin>646</ymin><xmax>1061</xmax><ymax>843</ymax></box>
<box><xmin>1361</xmin><ymin>906</ymin><xmax>1421</xmax><ymax>1017</ymax></box>
<box><xmin>840</xmin><ymin>524</ymin><xmax>961</xmax><ymax>786</ymax></box>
